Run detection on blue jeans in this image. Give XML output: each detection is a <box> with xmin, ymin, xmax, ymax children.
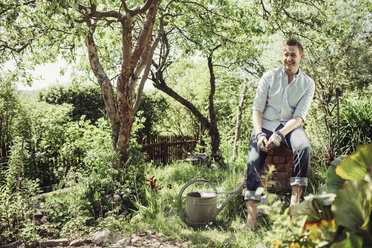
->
<box><xmin>245</xmin><ymin>125</ymin><xmax>311</xmax><ymax>201</ymax></box>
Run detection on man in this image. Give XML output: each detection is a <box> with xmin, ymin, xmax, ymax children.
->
<box><xmin>245</xmin><ymin>39</ymin><xmax>315</xmax><ymax>230</ymax></box>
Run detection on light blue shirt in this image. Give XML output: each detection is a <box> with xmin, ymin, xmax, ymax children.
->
<box><xmin>252</xmin><ymin>67</ymin><xmax>315</xmax><ymax>132</ymax></box>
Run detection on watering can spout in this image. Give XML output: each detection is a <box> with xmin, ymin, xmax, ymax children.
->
<box><xmin>216</xmin><ymin>181</ymin><xmax>246</xmax><ymax>215</ymax></box>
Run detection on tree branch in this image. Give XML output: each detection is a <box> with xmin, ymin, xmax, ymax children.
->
<box><xmin>85</xmin><ymin>25</ymin><xmax>120</xmax><ymax>144</ymax></box>
<box><xmin>133</xmin><ymin>21</ymin><xmax>164</xmax><ymax>113</ymax></box>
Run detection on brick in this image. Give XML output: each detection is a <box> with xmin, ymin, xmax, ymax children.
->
<box><xmin>286</xmin><ymin>156</ymin><xmax>294</xmax><ymax>164</ymax></box>
<box><xmin>275</xmin><ymin>180</ymin><xmax>290</xmax><ymax>188</ymax></box>
<box><xmin>265</xmin><ymin>156</ymin><xmax>273</xmax><ymax>164</ymax></box>
<box><xmin>275</xmin><ymin>164</ymin><xmax>288</xmax><ymax>172</ymax></box>
<box><xmin>272</xmin><ymin>172</ymin><xmax>290</xmax><ymax>181</ymax></box>
<box><xmin>273</xmin><ymin>155</ymin><xmax>286</xmax><ymax>164</ymax></box>
<box><xmin>284</xmin><ymin>164</ymin><xmax>293</xmax><ymax>173</ymax></box>
<box><xmin>275</xmin><ymin>145</ymin><xmax>293</xmax><ymax>156</ymax></box>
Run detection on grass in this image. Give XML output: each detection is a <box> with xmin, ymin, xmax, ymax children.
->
<box><xmin>126</xmin><ymin>160</ymin><xmax>272</xmax><ymax>247</ymax></box>
<box><xmin>1</xmin><ymin>155</ymin><xmax>329</xmax><ymax>247</ymax></box>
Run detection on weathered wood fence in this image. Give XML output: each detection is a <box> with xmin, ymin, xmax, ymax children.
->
<box><xmin>137</xmin><ymin>135</ymin><xmax>198</xmax><ymax>164</ymax></box>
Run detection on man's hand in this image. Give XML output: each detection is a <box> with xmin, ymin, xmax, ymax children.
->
<box><xmin>266</xmin><ymin>131</ymin><xmax>285</xmax><ymax>150</ymax></box>
<box><xmin>256</xmin><ymin>132</ymin><xmax>269</xmax><ymax>153</ymax></box>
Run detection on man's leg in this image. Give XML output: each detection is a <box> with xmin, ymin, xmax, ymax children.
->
<box><xmin>284</xmin><ymin>126</ymin><xmax>311</xmax><ymax>208</ymax></box>
<box><xmin>246</xmin><ymin>200</ymin><xmax>258</xmax><ymax>229</ymax></box>
<box><xmin>245</xmin><ymin>129</ymin><xmax>271</xmax><ymax>229</ymax></box>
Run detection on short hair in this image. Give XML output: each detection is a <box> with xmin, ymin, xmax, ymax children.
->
<box><xmin>286</xmin><ymin>39</ymin><xmax>304</xmax><ymax>54</ymax></box>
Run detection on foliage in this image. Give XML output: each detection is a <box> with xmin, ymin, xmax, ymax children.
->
<box><xmin>135</xmin><ymin>92</ymin><xmax>170</xmax><ymax>137</ymax></box>
<box><xmin>282</xmin><ymin>144</ymin><xmax>372</xmax><ymax>247</ymax></box>
<box><xmin>0</xmin><ymin>76</ymin><xmax>27</xmax><ymax>185</ymax></box>
<box><xmin>41</xmin><ymin>139</ymin><xmax>147</xmax><ymax>238</ymax></box>
<box><xmin>333</xmin><ymin>99</ymin><xmax>372</xmax><ymax>155</ymax></box>
<box><xmin>38</xmin><ymin>83</ymin><xmax>106</xmax><ymax>124</ymax></box>
<box><xmin>0</xmin><ymin>179</ymin><xmax>41</xmax><ymax>245</ymax></box>
<box><xmin>129</xmin><ymin>161</ymin><xmax>270</xmax><ymax>248</ymax></box>
<box><xmin>6</xmin><ymin>100</ymin><xmax>74</xmax><ymax>188</ymax></box>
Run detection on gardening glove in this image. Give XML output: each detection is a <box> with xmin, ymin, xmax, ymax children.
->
<box><xmin>266</xmin><ymin>131</ymin><xmax>285</xmax><ymax>151</ymax></box>
<box><xmin>256</xmin><ymin>132</ymin><xmax>269</xmax><ymax>153</ymax></box>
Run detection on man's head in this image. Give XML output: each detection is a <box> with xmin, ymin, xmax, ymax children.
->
<box><xmin>283</xmin><ymin>39</ymin><xmax>304</xmax><ymax>75</ymax></box>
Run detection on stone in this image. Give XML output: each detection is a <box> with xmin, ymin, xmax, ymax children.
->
<box><xmin>39</xmin><ymin>238</ymin><xmax>69</xmax><ymax>247</ymax></box>
<box><xmin>130</xmin><ymin>235</ymin><xmax>144</xmax><ymax>244</ymax></box>
<box><xmin>69</xmin><ymin>236</ymin><xmax>92</xmax><ymax>246</ymax></box>
<box><xmin>91</xmin><ymin>230</ymin><xmax>122</xmax><ymax>245</ymax></box>
<box><xmin>112</xmin><ymin>238</ymin><xmax>131</xmax><ymax>248</ymax></box>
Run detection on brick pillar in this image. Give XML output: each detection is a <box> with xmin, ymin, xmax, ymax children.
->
<box><xmin>262</xmin><ymin>144</ymin><xmax>293</xmax><ymax>192</ymax></box>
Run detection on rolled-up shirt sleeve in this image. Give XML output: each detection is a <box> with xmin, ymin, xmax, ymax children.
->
<box><xmin>292</xmin><ymin>79</ymin><xmax>315</xmax><ymax>121</ymax></box>
<box><xmin>252</xmin><ymin>74</ymin><xmax>270</xmax><ymax>113</ymax></box>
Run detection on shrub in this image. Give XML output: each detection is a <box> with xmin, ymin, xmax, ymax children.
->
<box><xmin>38</xmin><ymin>84</ymin><xmax>106</xmax><ymax>124</ymax></box>
<box><xmin>0</xmin><ymin>179</ymin><xmax>41</xmax><ymax>245</ymax></box>
<box><xmin>335</xmin><ymin>99</ymin><xmax>372</xmax><ymax>155</ymax></box>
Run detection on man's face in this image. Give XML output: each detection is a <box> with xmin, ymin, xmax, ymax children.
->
<box><xmin>283</xmin><ymin>45</ymin><xmax>303</xmax><ymax>75</ymax></box>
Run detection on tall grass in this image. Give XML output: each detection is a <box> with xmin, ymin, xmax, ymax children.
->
<box><xmin>129</xmin><ymin>160</ymin><xmax>271</xmax><ymax>247</ymax></box>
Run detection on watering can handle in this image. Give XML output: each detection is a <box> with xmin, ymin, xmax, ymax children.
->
<box><xmin>177</xmin><ymin>178</ymin><xmax>218</xmax><ymax>218</ymax></box>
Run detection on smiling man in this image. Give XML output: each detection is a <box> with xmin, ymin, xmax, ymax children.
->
<box><xmin>244</xmin><ymin>39</ymin><xmax>315</xmax><ymax>230</ymax></box>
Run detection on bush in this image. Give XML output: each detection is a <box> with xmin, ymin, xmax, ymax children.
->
<box><xmin>6</xmin><ymin>100</ymin><xmax>74</xmax><ymax>189</ymax></box>
<box><xmin>0</xmin><ymin>179</ymin><xmax>41</xmax><ymax>245</ymax></box>
<box><xmin>38</xmin><ymin>84</ymin><xmax>106</xmax><ymax>124</ymax></box>
<box><xmin>335</xmin><ymin>99</ymin><xmax>372</xmax><ymax>155</ymax></box>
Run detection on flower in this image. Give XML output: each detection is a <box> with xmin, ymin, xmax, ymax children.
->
<box><xmin>147</xmin><ymin>175</ymin><xmax>162</xmax><ymax>191</ymax></box>
<box><xmin>167</xmin><ymin>184</ymin><xmax>172</xmax><ymax>189</ymax></box>
<box><xmin>273</xmin><ymin>240</ymin><xmax>282</xmax><ymax>248</ymax></box>
<box><xmin>114</xmin><ymin>194</ymin><xmax>121</xmax><ymax>200</ymax></box>
<box><xmin>106</xmin><ymin>194</ymin><xmax>112</xmax><ymax>199</ymax></box>
<box><xmin>289</xmin><ymin>243</ymin><xmax>300</xmax><ymax>248</ymax></box>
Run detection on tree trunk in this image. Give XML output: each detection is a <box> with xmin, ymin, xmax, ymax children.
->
<box><xmin>85</xmin><ymin>0</ymin><xmax>162</xmax><ymax>168</ymax></box>
<box><xmin>231</xmin><ymin>83</ymin><xmax>247</xmax><ymax>162</ymax></box>
<box><xmin>207</xmin><ymin>53</ymin><xmax>221</xmax><ymax>159</ymax></box>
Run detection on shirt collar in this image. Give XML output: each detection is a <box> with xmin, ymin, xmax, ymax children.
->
<box><xmin>281</xmin><ymin>66</ymin><xmax>302</xmax><ymax>79</ymax></box>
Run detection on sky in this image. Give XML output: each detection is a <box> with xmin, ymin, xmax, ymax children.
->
<box><xmin>16</xmin><ymin>60</ymin><xmax>73</xmax><ymax>91</ymax></box>
<box><xmin>12</xmin><ymin>59</ymin><xmax>155</xmax><ymax>92</ymax></box>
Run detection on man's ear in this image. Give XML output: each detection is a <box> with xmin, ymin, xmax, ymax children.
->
<box><xmin>300</xmin><ymin>53</ymin><xmax>304</xmax><ymax>61</ymax></box>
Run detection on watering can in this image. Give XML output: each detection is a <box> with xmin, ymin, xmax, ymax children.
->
<box><xmin>178</xmin><ymin>179</ymin><xmax>245</xmax><ymax>227</ymax></box>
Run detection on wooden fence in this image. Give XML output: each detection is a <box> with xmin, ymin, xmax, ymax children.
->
<box><xmin>137</xmin><ymin>135</ymin><xmax>198</xmax><ymax>164</ymax></box>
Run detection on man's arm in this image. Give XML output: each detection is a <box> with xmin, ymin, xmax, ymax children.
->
<box><xmin>252</xmin><ymin>110</ymin><xmax>263</xmax><ymax>135</ymax></box>
<box><xmin>278</xmin><ymin>116</ymin><xmax>303</xmax><ymax>136</ymax></box>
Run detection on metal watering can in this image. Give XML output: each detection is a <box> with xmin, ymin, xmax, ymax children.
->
<box><xmin>178</xmin><ymin>179</ymin><xmax>245</xmax><ymax>227</ymax></box>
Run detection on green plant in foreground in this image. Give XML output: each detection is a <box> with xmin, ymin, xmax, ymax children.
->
<box><xmin>272</xmin><ymin>144</ymin><xmax>372</xmax><ymax>248</ymax></box>
<box><xmin>0</xmin><ymin>179</ymin><xmax>40</xmax><ymax>245</ymax></box>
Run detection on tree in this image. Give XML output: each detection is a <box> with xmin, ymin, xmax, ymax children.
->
<box><xmin>1</xmin><ymin>0</ymin><xmax>164</xmax><ymax>168</ymax></box>
<box><xmin>0</xmin><ymin>74</ymin><xmax>20</xmax><ymax>161</ymax></box>
<box><xmin>150</xmin><ymin>0</ymin><xmax>264</xmax><ymax>164</ymax></box>
<box><xmin>231</xmin><ymin>82</ymin><xmax>247</xmax><ymax>162</ymax></box>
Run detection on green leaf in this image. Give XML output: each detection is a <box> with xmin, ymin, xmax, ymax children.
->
<box><xmin>330</xmin><ymin>232</ymin><xmax>363</xmax><ymax>248</ymax></box>
<box><xmin>292</xmin><ymin>193</ymin><xmax>335</xmax><ymax>222</ymax></box>
<box><xmin>327</xmin><ymin>156</ymin><xmax>346</xmax><ymax>193</ymax></box>
<box><xmin>331</xmin><ymin>180</ymin><xmax>371</xmax><ymax>231</ymax></box>
<box><xmin>336</xmin><ymin>144</ymin><xmax>372</xmax><ymax>181</ymax></box>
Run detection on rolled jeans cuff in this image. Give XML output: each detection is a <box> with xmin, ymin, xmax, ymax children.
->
<box><xmin>290</xmin><ymin>177</ymin><xmax>308</xmax><ymax>186</ymax></box>
<box><xmin>244</xmin><ymin>190</ymin><xmax>261</xmax><ymax>201</ymax></box>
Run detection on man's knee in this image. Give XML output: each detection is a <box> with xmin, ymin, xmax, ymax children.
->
<box><xmin>295</xmin><ymin>144</ymin><xmax>311</xmax><ymax>154</ymax></box>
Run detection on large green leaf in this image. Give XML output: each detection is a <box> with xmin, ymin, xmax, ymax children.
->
<box><xmin>331</xmin><ymin>180</ymin><xmax>371</xmax><ymax>231</ymax></box>
<box><xmin>327</xmin><ymin>156</ymin><xmax>347</xmax><ymax>193</ymax></box>
<box><xmin>330</xmin><ymin>231</ymin><xmax>363</xmax><ymax>248</ymax></box>
<box><xmin>336</xmin><ymin>144</ymin><xmax>372</xmax><ymax>181</ymax></box>
<box><xmin>292</xmin><ymin>193</ymin><xmax>335</xmax><ymax>222</ymax></box>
